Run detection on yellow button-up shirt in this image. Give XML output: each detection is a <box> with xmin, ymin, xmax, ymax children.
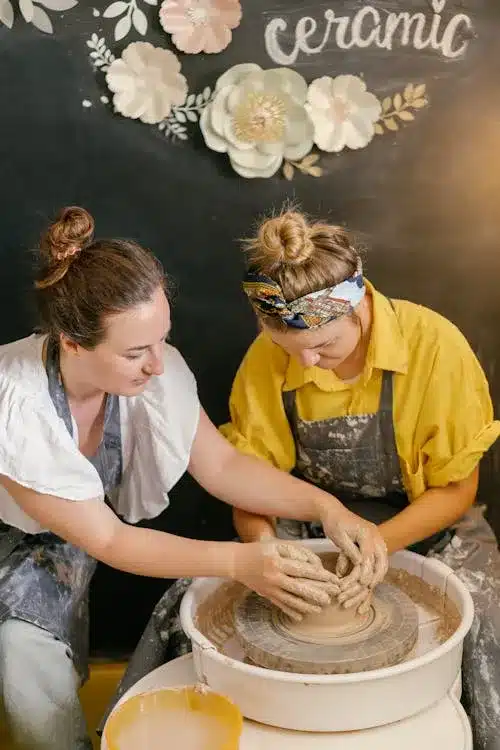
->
<box><xmin>220</xmin><ymin>282</ymin><xmax>500</xmax><ymax>500</ymax></box>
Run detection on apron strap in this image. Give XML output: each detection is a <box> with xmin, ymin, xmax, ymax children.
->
<box><xmin>282</xmin><ymin>388</ymin><xmax>300</xmax><ymax>444</ymax></box>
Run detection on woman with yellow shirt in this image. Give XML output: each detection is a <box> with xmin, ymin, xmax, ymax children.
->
<box><xmin>220</xmin><ymin>209</ymin><xmax>500</xmax><ymax>749</ymax></box>
<box><xmin>222</xmin><ymin>209</ymin><xmax>498</xmax><ymax>555</ymax></box>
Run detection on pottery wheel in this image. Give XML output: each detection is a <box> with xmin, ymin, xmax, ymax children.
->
<box><xmin>233</xmin><ymin>582</ymin><xmax>419</xmax><ymax>674</ymax></box>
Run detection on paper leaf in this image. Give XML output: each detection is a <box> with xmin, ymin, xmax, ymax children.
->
<box><xmin>132</xmin><ymin>6</ymin><xmax>147</xmax><ymax>34</ymax></box>
<box><xmin>397</xmin><ymin>110</ymin><xmax>415</xmax><ymax>121</ymax></box>
<box><xmin>283</xmin><ymin>161</ymin><xmax>294</xmax><ymax>181</ymax></box>
<box><xmin>186</xmin><ymin>109</ymin><xmax>198</xmax><ymax>123</ymax></box>
<box><xmin>174</xmin><ymin>109</ymin><xmax>186</xmax><ymax>123</ymax></box>
<box><xmin>384</xmin><ymin>117</ymin><xmax>399</xmax><ymax>131</ymax></box>
<box><xmin>414</xmin><ymin>83</ymin><xmax>426</xmax><ymax>98</ymax></box>
<box><xmin>143</xmin><ymin>0</ymin><xmax>157</xmax><ymax>4</ymax></box>
<box><xmin>301</xmin><ymin>152</ymin><xmax>319</xmax><ymax>167</ymax></box>
<box><xmin>114</xmin><ymin>12</ymin><xmax>131</xmax><ymax>40</ymax></box>
<box><xmin>31</xmin><ymin>4</ymin><xmax>53</xmax><ymax>31</ymax></box>
<box><xmin>308</xmin><ymin>165</ymin><xmax>323</xmax><ymax>177</ymax></box>
<box><xmin>411</xmin><ymin>98</ymin><xmax>428</xmax><ymax>109</ymax></box>
<box><xmin>374</xmin><ymin>123</ymin><xmax>384</xmax><ymax>135</ymax></box>
<box><xmin>403</xmin><ymin>83</ymin><xmax>414</xmax><ymax>101</ymax></box>
<box><xmin>381</xmin><ymin>96</ymin><xmax>392</xmax><ymax>113</ymax></box>
<box><xmin>37</xmin><ymin>0</ymin><xmax>78</xmax><ymax>9</ymax></box>
<box><xmin>0</xmin><ymin>0</ymin><xmax>13</xmax><ymax>27</ymax></box>
<box><xmin>393</xmin><ymin>93</ymin><xmax>402</xmax><ymax>111</ymax></box>
<box><xmin>20</xmin><ymin>0</ymin><xmax>34</xmax><ymax>22</ymax></box>
<box><xmin>104</xmin><ymin>1</ymin><xmax>128</xmax><ymax>18</ymax></box>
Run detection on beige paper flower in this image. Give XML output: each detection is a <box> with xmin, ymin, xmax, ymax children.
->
<box><xmin>200</xmin><ymin>63</ymin><xmax>313</xmax><ymax>178</ymax></box>
<box><xmin>306</xmin><ymin>75</ymin><xmax>381</xmax><ymax>153</ymax></box>
<box><xmin>159</xmin><ymin>0</ymin><xmax>242</xmax><ymax>54</ymax></box>
<box><xmin>105</xmin><ymin>41</ymin><xmax>188</xmax><ymax>125</ymax></box>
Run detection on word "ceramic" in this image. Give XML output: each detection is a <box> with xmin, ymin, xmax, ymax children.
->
<box><xmin>264</xmin><ymin>0</ymin><xmax>474</xmax><ymax>65</ymax></box>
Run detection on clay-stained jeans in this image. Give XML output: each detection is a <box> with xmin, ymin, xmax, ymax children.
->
<box><xmin>0</xmin><ymin>619</ymin><xmax>92</xmax><ymax>750</ymax></box>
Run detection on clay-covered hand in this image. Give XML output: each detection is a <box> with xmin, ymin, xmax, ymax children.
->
<box><xmin>337</xmin><ymin>581</ymin><xmax>372</xmax><ymax>614</ymax></box>
<box><xmin>231</xmin><ymin>540</ymin><xmax>341</xmax><ymax>621</ymax></box>
<box><xmin>319</xmin><ymin>508</ymin><xmax>389</xmax><ymax>589</ymax></box>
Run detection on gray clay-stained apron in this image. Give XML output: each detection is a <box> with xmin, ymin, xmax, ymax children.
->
<box><xmin>0</xmin><ymin>338</ymin><xmax>122</xmax><ymax>681</ymax></box>
<box><xmin>278</xmin><ymin>367</ymin><xmax>450</xmax><ymax>555</ymax></box>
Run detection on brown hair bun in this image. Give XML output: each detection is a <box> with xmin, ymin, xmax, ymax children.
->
<box><xmin>41</xmin><ymin>206</ymin><xmax>94</xmax><ymax>264</ymax></box>
<box><xmin>37</xmin><ymin>206</ymin><xmax>95</xmax><ymax>289</ymax></box>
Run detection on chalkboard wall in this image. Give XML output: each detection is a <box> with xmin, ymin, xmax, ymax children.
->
<box><xmin>0</xmin><ymin>0</ymin><xmax>498</xmax><ymax>655</ymax></box>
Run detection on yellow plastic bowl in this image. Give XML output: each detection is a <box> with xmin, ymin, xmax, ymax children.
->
<box><xmin>104</xmin><ymin>685</ymin><xmax>243</xmax><ymax>750</ymax></box>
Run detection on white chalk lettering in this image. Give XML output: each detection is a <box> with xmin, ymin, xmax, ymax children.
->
<box><xmin>379</xmin><ymin>12</ymin><xmax>430</xmax><ymax>50</ymax></box>
<box><xmin>350</xmin><ymin>6</ymin><xmax>382</xmax><ymax>48</ymax></box>
<box><xmin>264</xmin><ymin>0</ymin><xmax>474</xmax><ymax>64</ymax></box>
<box><xmin>438</xmin><ymin>13</ymin><xmax>473</xmax><ymax>57</ymax></box>
<box><xmin>325</xmin><ymin>10</ymin><xmax>354</xmax><ymax>50</ymax></box>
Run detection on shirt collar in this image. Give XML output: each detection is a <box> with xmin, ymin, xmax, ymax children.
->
<box><xmin>283</xmin><ymin>280</ymin><xmax>408</xmax><ymax>393</ymax></box>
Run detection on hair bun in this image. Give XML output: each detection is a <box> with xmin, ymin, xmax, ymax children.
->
<box><xmin>41</xmin><ymin>206</ymin><xmax>95</xmax><ymax>265</ymax></box>
<box><xmin>256</xmin><ymin>211</ymin><xmax>315</xmax><ymax>270</ymax></box>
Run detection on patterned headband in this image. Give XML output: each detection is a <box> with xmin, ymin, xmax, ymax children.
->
<box><xmin>242</xmin><ymin>257</ymin><xmax>365</xmax><ymax>330</ymax></box>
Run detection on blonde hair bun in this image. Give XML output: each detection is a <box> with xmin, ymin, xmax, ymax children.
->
<box><xmin>254</xmin><ymin>210</ymin><xmax>315</xmax><ymax>271</ymax></box>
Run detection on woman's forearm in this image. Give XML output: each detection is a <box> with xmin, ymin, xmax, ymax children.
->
<box><xmin>206</xmin><ymin>449</ymin><xmax>338</xmax><ymax>521</ymax></box>
<box><xmin>379</xmin><ymin>472</ymin><xmax>478</xmax><ymax>554</ymax></box>
<box><xmin>104</xmin><ymin>523</ymin><xmax>238</xmax><ymax>579</ymax></box>
<box><xmin>0</xmin><ymin>473</ymin><xmax>240</xmax><ymax>581</ymax></box>
<box><xmin>233</xmin><ymin>507</ymin><xmax>276</xmax><ymax>542</ymax></box>
<box><xmin>188</xmin><ymin>409</ymin><xmax>339</xmax><ymax>522</ymax></box>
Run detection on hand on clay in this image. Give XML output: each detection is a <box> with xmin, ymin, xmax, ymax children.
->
<box><xmin>320</xmin><ymin>509</ymin><xmax>388</xmax><ymax>590</ymax></box>
<box><xmin>337</xmin><ymin>580</ymin><xmax>372</xmax><ymax>614</ymax></box>
<box><xmin>232</xmin><ymin>540</ymin><xmax>341</xmax><ymax>621</ymax></box>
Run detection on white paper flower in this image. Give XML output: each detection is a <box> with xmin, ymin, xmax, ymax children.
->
<box><xmin>200</xmin><ymin>63</ymin><xmax>314</xmax><ymax>178</ymax></box>
<box><xmin>306</xmin><ymin>75</ymin><xmax>381</xmax><ymax>153</ymax></box>
<box><xmin>159</xmin><ymin>0</ymin><xmax>242</xmax><ymax>54</ymax></box>
<box><xmin>105</xmin><ymin>41</ymin><xmax>188</xmax><ymax>125</ymax></box>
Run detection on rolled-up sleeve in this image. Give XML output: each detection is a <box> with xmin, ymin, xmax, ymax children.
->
<box><xmin>219</xmin><ymin>335</ymin><xmax>296</xmax><ymax>472</ymax></box>
<box><xmin>417</xmin><ymin>332</ymin><xmax>500</xmax><ymax>488</ymax></box>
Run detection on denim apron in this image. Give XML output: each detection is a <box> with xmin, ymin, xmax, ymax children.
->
<box><xmin>0</xmin><ymin>338</ymin><xmax>122</xmax><ymax>681</ymax></box>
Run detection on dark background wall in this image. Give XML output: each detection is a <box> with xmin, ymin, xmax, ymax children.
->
<box><xmin>0</xmin><ymin>0</ymin><xmax>498</xmax><ymax>656</ymax></box>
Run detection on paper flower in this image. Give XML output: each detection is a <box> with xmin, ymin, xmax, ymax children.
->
<box><xmin>159</xmin><ymin>0</ymin><xmax>242</xmax><ymax>54</ymax></box>
<box><xmin>105</xmin><ymin>41</ymin><xmax>188</xmax><ymax>125</ymax></box>
<box><xmin>200</xmin><ymin>63</ymin><xmax>314</xmax><ymax>178</ymax></box>
<box><xmin>306</xmin><ymin>75</ymin><xmax>381</xmax><ymax>153</ymax></box>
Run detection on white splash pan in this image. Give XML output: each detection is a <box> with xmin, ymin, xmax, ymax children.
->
<box><xmin>180</xmin><ymin>539</ymin><xmax>474</xmax><ymax>732</ymax></box>
<box><xmin>101</xmin><ymin>653</ymin><xmax>472</xmax><ymax>750</ymax></box>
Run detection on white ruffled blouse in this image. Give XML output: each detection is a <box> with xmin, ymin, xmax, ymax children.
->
<box><xmin>0</xmin><ymin>334</ymin><xmax>200</xmax><ymax>533</ymax></box>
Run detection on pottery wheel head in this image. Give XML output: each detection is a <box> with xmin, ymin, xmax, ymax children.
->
<box><xmin>233</xmin><ymin>581</ymin><xmax>419</xmax><ymax>675</ymax></box>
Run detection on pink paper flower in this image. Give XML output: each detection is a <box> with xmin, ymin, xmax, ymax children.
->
<box><xmin>159</xmin><ymin>0</ymin><xmax>242</xmax><ymax>55</ymax></box>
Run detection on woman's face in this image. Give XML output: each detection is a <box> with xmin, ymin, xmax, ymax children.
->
<box><xmin>265</xmin><ymin>311</ymin><xmax>362</xmax><ymax>370</ymax></box>
<box><xmin>61</xmin><ymin>285</ymin><xmax>171</xmax><ymax>396</ymax></box>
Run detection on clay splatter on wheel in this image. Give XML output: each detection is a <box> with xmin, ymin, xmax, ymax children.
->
<box><xmin>233</xmin><ymin>582</ymin><xmax>419</xmax><ymax>674</ymax></box>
